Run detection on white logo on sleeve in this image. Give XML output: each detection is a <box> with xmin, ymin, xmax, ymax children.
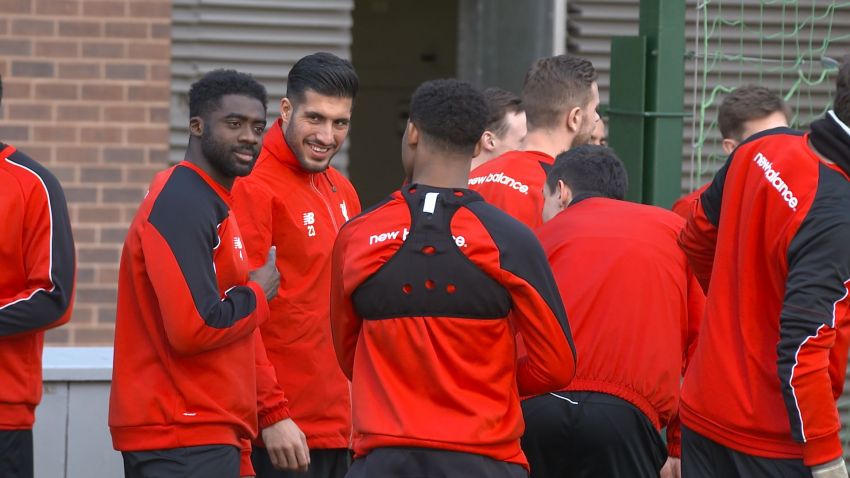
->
<box><xmin>303</xmin><ymin>212</ymin><xmax>317</xmax><ymax>237</ymax></box>
<box><xmin>340</xmin><ymin>202</ymin><xmax>349</xmax><ymax>221</ymax></box>
<box><xmin>233</xmin><ymin>236</ymin><xmax>244</xmax><ymax>260</ymax></box>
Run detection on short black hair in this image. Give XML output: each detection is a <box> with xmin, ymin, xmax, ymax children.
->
<box><xmin>547</xmin><ymin>145</ymin><xmax>628</xmax><ymax>200</ymax></box>
<box><xmin>482</xmin><ymin>87</ymin><xmax>523</xmax><ymax>138</ymax></box>
<box><xmin>409</xmin><ymin>79</ymin><xmax>487</xmax><ymax>155</ymax></box>
<box><xmin>286</xmin><ymin>52</ymin><xmax>359</xmax><ymax>104</ymax></box>
<box><xmin>717</xmin><ymin>85</ymin><xmax>788</xmax><ymax>141</ymax></box>
<box><xmin>188</xmin><ymin>69</ymin><xmax>267</xmax><ymax>119</ymax></box>
<box><xmin>834</xmin><ymin>56</ymin><xmax>850</xmax><ymax>125</ymax></box>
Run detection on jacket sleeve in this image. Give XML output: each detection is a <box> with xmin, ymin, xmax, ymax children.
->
<box><xmin>255</xmin><ymin>330</ymin><xmax>291</xmax><ymax>428</ymax></box>
<box><xmin>776</xmin><ymin>214</ymin><xmax>850</xmax><ymax>466</ymax></box>
<box><xmin>329</xmin><ymin>225</ymin><xmax>362</xmax><ymax>380</ymax></box>
<box><xmin>142</xmin><ymin>197</ymin><xmax>269</xmax><ymax>356</ymax></box>
<box><xmin>232</xmin><ymin>179</ymin><xmax>274</xmax><ymax>269</ymax></box>
<box><xmin>0</xmin><ymin>161</ymin><xmax>75</xmax><ymax>337</ymax></box>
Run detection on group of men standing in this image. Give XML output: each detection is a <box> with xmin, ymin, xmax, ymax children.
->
<box><xmin>2</xmin><ymin>48</ymin><xmax>850</xmax><ymax>478</ymax></box>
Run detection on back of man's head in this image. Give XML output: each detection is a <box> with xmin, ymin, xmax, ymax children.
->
<box><xmin>834</xmin><ymin>56</ymin><xmax>850</xmax><ymax>125</ymax></box>
<box><xmin>522</xmin><ymin>55</ymin><xmax>597</xmax><ymax>131</ymax></box>
<box><xmin>717</xmin><ymin>85</ymin><xmax>788</xmax><ymax>142</ymax></box>
<box><xmin>286</xmin><ymin>52</ymin><xmax>359</xmax><ymax>104</ymax></box>
<box><xmin>547</xmin><ymin>145</ymin><xmax>628</xmax><ymax>200</ymax></box>
<box><xmin>482</xmin><ymin>87</ymin><xmax>523</xmax><ymax>138</ymax></box>
<box><xmin>188</xmin><ymin>69</ymin><xmax>267</xmax><ymax>119</ymax></box>
<box><xmin>409</xmin><ymin>79</ymin><xmax>487</xmax><ymax>156</ymax></box>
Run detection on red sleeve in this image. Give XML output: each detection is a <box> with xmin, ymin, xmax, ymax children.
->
<box><xmin>232</xmin><ymin>179</ymin><xmax>274</xmax><ymax>269</ymax></box>
<box><xmin>329</xmin><ymin>223</ymin><xmax>363</xmax><ymax>380</ymax></box>
<box><xmin>255</xmin><ymin>330</ymin><xmax>291</xmax><ymax>428</ymax></box>
<box><xmin>239</xmin><ymin>438</ymin><xmax>254</xmax><ymax>477</ymax></box>
<box><xmin>678</xmin><ymin>195</ymin><xmax>718</xmax><ymax>292</ymax></box>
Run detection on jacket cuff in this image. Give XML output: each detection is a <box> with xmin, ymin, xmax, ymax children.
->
<box><xmin>259</xmin><ymin>403</ymin><xmax>292</xmax><ymax>429</ymax></box>
<box><xmin>803</xmin><ymin>432</ymin><xmax>844</xmax><ymax>466</ymax></box>
<box><xmin>246</xmin><ymin>281</ymin><xmax>270</xmax><ymax>326</ymax></box>
<box><xmin>667</xmin><ymin>440</ymin><xmax>681</xmax><ymax>458</ymax></box>
<box><xmin>240</xmin><ymin>442</ymin><xmax>255</xmax><ymax>476</ymax></box>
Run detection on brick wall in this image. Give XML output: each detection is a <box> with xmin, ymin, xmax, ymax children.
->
<box><xmin>0</xmin><ymin>0</ymin><xmax>172</xmax><ymax>345</ymax></box>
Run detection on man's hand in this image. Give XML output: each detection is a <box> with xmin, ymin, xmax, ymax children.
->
<box><xmin>261</xmin><ymin>418</ymin><xmax>310</xmax><ymax>472</ymax></box>
<box><xmin>249</xmin><ymin>247</ymin><xmax>280</xmax><ymax>302</ymax></box>
<box><xmin>660</xmin><ymin>457</ymin><xmax>681</xmax><ymax>478</ymax></box>
<box><xmin>812</xmin><ymin>458</ymin><xmax>849</xmax><ymax>478</ymax></box>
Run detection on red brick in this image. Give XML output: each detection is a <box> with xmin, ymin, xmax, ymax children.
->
<box><xmin>72</xmin><ymin>225</ymin><xmax>96</xmax><ymax>243</ymax></box>
<box><xmin>77</xmin><ymin>205</ymin><xmax>121</xmax><ymax>223</ymax></box>
<box><xmin>0</xmin><ymin>39</ymin><xmax>32</xmax><ymax>57</ymax></box>
<box><xmin>81</xmin><ymin>166</ymin><xmax>122</xmax><ymax>183</ymax></box>
<box><xmin>0</xmin><ymin>0</ymin><xmax>32</xmax><ymax>14</ymax></box>
<box><xmin>127</xmin><ymin>42</ymin><xmax>169</xmax><ymax>60</ymax></box>
<box><xmin>147</xmin><ymin>149</ymin><xmax>169</xmax><ymax>164</ymax></box>
<box><xmin>76</xmin><ymin>289</ymin><xmax>117</xmax><ymax>307</ymax></box>
<box><xmin>100</xmin><ymin>226</ymin><xmax>128</xmax><ymax>244</ymax></box>
<box><xmin>3</xmin><ymin>82</ymin><xmax>31</xmax><ymax>99</ymax></box>
<box><xmin>0</xmin><ymin>18</ymin><xmax>6</xmax><ymax>35</ymax></box>
<box><xmin>82</xmin><ymin>41</ymin><xmax>125</xmax><ymax>58</ymax></box>
<box><xmin>97</xmin><ymin>306</ymin><xmax>117</xmax><ymax>323</ymax></box>
<box><xmin>78</xmin><ymin>246</ymin><xmax>120</xmax><ymax>263</ymax></box>
<box><xmin>44</xmin><ymin>327</ymin><xmax>70</xmax><ymax>345</ymax></box>
<box><xmin>128</xmin><ymin>85</ymin><xmax>169</xmax><ymax>102</ymax></box>
<box><xmin>81</xmin><ymin>126</ymin><xmax>123</xmax><ymax>143</ymax></box>
<box><xmin>150</xmin><ymin>64</ymin><xmax>170</xmax><ymax>82</ymax></box>
<box><xmin>3</xmin><ymin>125</ymin><xmax>30</xmax><ymax>141</ymax></box>
<box><xmin>126</xmin><ymin>165</ymin><xmax>162</xmax><ymax>183</ymax></box>
<box><xmin>34</xmin><ymin>83</ymin><xmax>78</xmax><ymax>100</ymax></box>
<box><xmin>129</xmin><ymin>2</ymin><xmax>170</xmax><ymax>18</ymax></box>
<box><xmin>102</xmin><ymin>186</ymin><xmax>144</xmax><ymax>203</ymax></box>
<box><xmin>12</xmin><ymin>61</ymin><xmax>54</xmax><ymax>78</ymax></box>
<box><xmin>74</xmin><ymin>326</ymin><xmax>115</xmax><ymax>345</ymax></box>
<box><xmin>121</xmin><ymin>204</ymin><xmax>139</xmax><ymax>222</ymax></box>
<box><xmin>50</xmin><ymin>165</ymin><xmax>78</xmax><ymax>183</ymax></box>
<box><xmin>76</xmin><ymin>266</ymin><xmax>96</xmax><ymax>284</ymax></box>
<box><xmin>105</xmin><ymin>63</ymin><xmax>146</xmax><ymax>80</ymax></box>
<box><xmin>59</xmin><ymin>20</ymin><xmax>102</xmax><ymax>37</ymax></box>
<box><xmin>105</xmin><ymin>21</ymin><xmax>147</xmax><ymax>39</ymax></box>
<box><xmin>83</xmin><ymin>1</ymin><xmax>126</xmax><ymax>17</ymax></box>
<box><xmin>104</xmin><ymin>147</ymin><xmax>144</xmax><ymax>164</ymax></box>
<box><xmin>149</xmin><ymin>106</ymin><xmax>169</xmax><ymax>122</ymax></box>
<box><xmin>34</xmin><ymin>126</ymin><xmax>77</xmax><ymax>143</ymax></box>
<box><xmin>7</xmin><ymin>103</ymin><xmax>52</xmax><ymax>121</ymax></box>
<box><xmin>19</xmin><ymin>146</ymin><xmax>52</xmax><ymax>162</ymax></box>
<box><xmin>35</xmin><ymin>41</ymin><xmax>79</xmax><ymax>58</ymax></box>
<box><xmin>104</xmin><ymin>105</ymin><xmax>145</xmax><ymax>122</ymax></box>
<box><xmin>57</xmin><ymin>104</ymin><xmax>100</xmax><ymax>122</ymax></box>
<box><xmin>82</xmin><ymin>84</ymin><xmax>124</xmax><ymax>101</ymax></box>
<box><xmin>150</xmin><ymin>22</ymin><xmax>170</xmax><ymax>39</ymax></box>
<box><xmin>58</xmin><ymin>63</ymin><xmax>101</xmax><ymax>80</ymax></box>
<box><xmin>63</xmin><ymin>185</ymin><xmax>97</xmax><ymax>203</ymax></box>
<box><xmin>35</xmin><ymin>0</ymin><xmax>79</xmax><ymax>15</ymax></box>
<box><xmin>127</xmin><ymin>127</ymin><xmax>166</xmax><ymax>144</ymax></box>
<box><xmin>57</xmin><ymin>146</ymin><xmax>99</xmax><ymax>164</ymax></box>
<box><xmin>11</xmin><ymin>19</ymin><xmax>55</xmax><ymax>36</ymax></box>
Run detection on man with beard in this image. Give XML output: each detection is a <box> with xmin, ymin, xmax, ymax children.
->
<box><xmin>468</xmin><ymin>54</ymin><xmax>600</xmax><ymax>228</ymax></box>
<box><xmin>109</xmin><ymin>69</ymin><xmax>285</xmax><ymax>478</ymax></box>
<box><xmin>231</xmin><ymin>53</ymin><xmax>360</xmax><ymax>478</ymax></box>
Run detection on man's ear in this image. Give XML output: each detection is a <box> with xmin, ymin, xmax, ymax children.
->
<box><xmin>406</xmin><ymin>121</ymin><xmax>419</xmax><ymax>147</ymax></box>
<box><xmin>280</xmin><ymin>97</ymin><xmax>293</xmax><ymax>124</ymax></box>
<box><xmin>189</xmin><ymin>116</ymin><xmax>204</xmax><ymax>138</ymax></box>
<box><xmin>558</xmin><ymin>179</ymin><xmax>574</xmax><ymax>208</ymax></box>
<box><xmin>721</xmin><ymin>138</ymin><xmax>738</xmax><ymax>155</ymax></box>
<box><xmin>482</xmin><ymin>131</ymin><xmax>496</xmax><ymax>151</ymax></box>
<box><xmin>566</xmin><ymin>107</ymin><xmax>582</xmax><ymax>133</ymax></box>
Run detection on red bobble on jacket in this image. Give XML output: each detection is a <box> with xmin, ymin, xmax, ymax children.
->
<box><xmin>232</xmin><ymin>119</ymin><xmax>360</xmax><ymax>449</ymax></box>
<box><xmin>468</xmin><ymin>150</ymin><xmax>554</xmax><ymax>228</ymax></box>
<box><xmin>0</xmin><ymin>144</ymin><xmax>75</xmax><ymax>429</ymax></box>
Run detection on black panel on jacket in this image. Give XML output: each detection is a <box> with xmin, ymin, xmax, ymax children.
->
<box><xmin>352</xmin><ymin>185</ymin><xmax>512</xmax><ymax>320</ymax></box>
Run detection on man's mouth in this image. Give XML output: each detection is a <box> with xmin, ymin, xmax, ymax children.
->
<box><xmin>234</xmin><ymin>150</ymin><xmax>255</xmax><ymax>162</ymax></box>
<box><xmin>308</xmin><ymin>143</ymin><xmax>333</xmax><ymax>155</ymax></box>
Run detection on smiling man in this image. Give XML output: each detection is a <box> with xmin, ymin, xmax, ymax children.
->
<box><xmin>232</xmin><ymin>53</ymin><xmax>361</xmax><ymax>478</ymax></box>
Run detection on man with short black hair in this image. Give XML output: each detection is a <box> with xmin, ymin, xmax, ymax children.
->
<box><xmin>109</xmin><ymin>69</ymin><xmax>285</xmax><ymax>478</ymax></box>
<box><xmin>469</xmin><ymin>54</ymin><xmax>600</xmax><ymax>228</ymax></box>
<box><xmin>0</xmin><ymin>74</ymin><xmax>76</xmax><ymax>478</ymax></box>
<box><xmin>331</xmin><ymin>79</ymin><xmax>576</xmax><ymax>477</ymax></box>
<box><xmin>232</xmin><ymin>52</ymin><xmax>361</xmax><ymax>478</ymax></box>
<box><xmin>526</xmin><ymin>145</ymin><xmax>701</xmax><ymax>478</ymax></box>
<box><xmin>470</xmin><ymin>87</ymin><xmax>526</xmax><ymax>171</ymax></box>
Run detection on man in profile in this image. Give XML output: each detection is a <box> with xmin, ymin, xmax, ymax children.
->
<box><xmin>470</xmin><ymin>87</ymin><xmax>526</xmax><ymax>171</ymax></box>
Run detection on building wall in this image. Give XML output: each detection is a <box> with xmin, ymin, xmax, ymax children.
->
<box><xmin>0</xmin><ymin>0</ymin><xmax>172</xmax><ymax>345</ymax></box>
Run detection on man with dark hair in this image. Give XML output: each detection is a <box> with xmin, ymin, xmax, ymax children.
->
<box><xmin>231</xmin><ymin>52</ymin><xmax>361</xmax><ymax>478</ymax></box>
<box><xmin>673</xmin><ymin>85</ymin><xmax>789</xmax><ymax>218</ymax></box>
<box><xmin>590</xmin><ymin>117</ymin><xmax>607</xmax><ymax>146</ymax></box>
<box><xmin>524</xmin><ymin>145</ymin><xmax>701</xmax><ymax>478</ymax></box>
<box><xmin>0</xmin><ymin>75</ymin><xmax>75</xmax><ymax>478</ymax></box>
<box><xmin>330</xmin><ymin>78</ymin><xmax>576</xmax><ymax>477</ymax></box>
<box><xmin>469</xmin><ymin>54</ymin><xmax>600</xmax><ymax>228</ymax></box>
<box><xmin>678</xmin><ymin>60</ymin><xmax>850</xmax><ymax>477</ymax></box>
<box><xmin>109</xmin><ymin>69</ymin><xmax>285</xmax><ymax>478</ymax></box>
<box><xmin>470</xmin><ymin>87</ymin><xmax>526</xmax><ymax>171</ymax></box>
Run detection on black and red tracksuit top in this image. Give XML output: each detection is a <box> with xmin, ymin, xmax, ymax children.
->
<box><xmin>330</xmin><ymin>184</ymin><xmax>576</xmax><ymax>469</ymax></box>
<box><xmin>109</xmin><ymin>161</ymin><xmax>287</xmax><ymax>474</ymax></box>
<box><xmin>468</xmin><ymin>150</ymin><xmax>554</xmax><ymax>229</ymax></box>
<box><xmin>679</xmin><ymin>117</ymin><xmax>850</xmax><ymax>466</ymax></box>
<box><xmin>0</xmin><ymin>144</ymin><xmax>75</xmax><ymax>429</ymax></box>
<box><xmin>536</xmin><ymin>196</ymin><xmax>703</xmax><ymax>457</ymax></box>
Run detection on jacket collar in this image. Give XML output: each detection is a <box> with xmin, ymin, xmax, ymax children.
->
<box><xmin>809</xmin><ymin>111</ymin><xmax>850</xmax><ymax>177</ymax></box>
<box><xmin>263</xmin><ymin>118</ymin><xmax>306</xmax><ymax>174</ymax></box>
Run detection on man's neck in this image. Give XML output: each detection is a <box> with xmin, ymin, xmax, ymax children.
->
<box><xmin>411</xmin><ymin>154</ymin><xmax>471</xmax><ymax>189</ymax></box>
<box><xmin>522</xmin><ymin>128</ymin><xmax>573</xmax><ymax>158</ymax></box>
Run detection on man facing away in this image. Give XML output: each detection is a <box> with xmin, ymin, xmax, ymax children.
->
<box><xmin>231</xmin><ymin>52</ymin><xmax>361</xmax><ymax>478</ymax></box>
<box><xmin>330</xmin><ymin>78</ymin><xmax>576</xmax><ymax>478</ymax></box>
<box><xmin>469</xmin><ymin>87</ymin><xmax>526</xmax><ymax>171</ymax></box>
<box><xmin>672</xmin><ymin>85</ymin><xmax>789</xmax><ymax>217</ymax></box>
<box><xmin>468</xmin><ymin>54</ymin><xmax>600</xmax><ymax>228</ymax></box>
<box><xmin>523</xmin><ymin>145</ymin><xmax>702</xmax><ymax>478</ymax></box>
<box><xmin>109</xmin><ymin>69</ymin><xmax>285</xmax><ymax>478</ymax></box>
<box><xmin>0</xmin><ymin>74</ymin><xmax>75</xmax><ymax>478</ymax></box>
<box><xmin>678</xmin><ymin>60</ymin><xmax>850</xmax><ymax>478</ymax></box>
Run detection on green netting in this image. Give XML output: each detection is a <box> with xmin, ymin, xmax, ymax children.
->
<box><xmin>688</xmin><ymin>1</ymin><xmax>850</xmax><ymax>189</ymax></box>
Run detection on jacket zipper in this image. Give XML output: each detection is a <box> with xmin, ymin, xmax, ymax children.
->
<box><xmin>310</xmin><ymin>173</ymin><xmax>340</xmax><ymax>231</ymax></box>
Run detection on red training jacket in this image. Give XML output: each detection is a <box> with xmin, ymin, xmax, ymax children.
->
<box><xmin>109</xmin><ymin>162</ymin><xmax>287</xmax><ymax>475</ymax></box>
<box><xmin>679</xmin><ymin>122</ymin><xmax>850</xmax><ymax>466</ymax></box>
<box><xmin>232</xmin><ymin>119</ymin><xmax>360</xmax><ymax>449</ymax></box>
<box><xmin>468</xmin><ymin>150</ymin><xmax>554</xmax><ymax>229</ymax></box>
<box><xmin>536</xmin><ymin>196</ymin><xmax>702</xmax><ymax>457</ymax></box>
<box><xmin>331</xmin><ymin>184</ymin><xmax>576</xmax><ymax>469</ymax></box>
<box><xmin>0</xmin><ymin>144</ymin><xmax>75</xmax><ymax>429</ymax></box>
<box><xmin>671</xmin><ymin>183</ymin><xmax>709</xmax><ymax>219</ymax></box>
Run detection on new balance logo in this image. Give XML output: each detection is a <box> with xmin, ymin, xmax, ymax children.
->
<box><xmin>368</xmin><ymin>227</ymin><xmax>468</xmax><ymax>248</ymax></box>
<box><xmin>752</xmin><ymin>152</ymin><xmax>798</xmax><ymax>210</ymax></box>
<box><xmin>233</xmin><ymin>236</ymin><xmax>244</xmax><ymax>260</ymax></box>
<box><xmin>468</xmin><ymin>172</ymin><xmax>530</xmax><ymax>194</ymax></box>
